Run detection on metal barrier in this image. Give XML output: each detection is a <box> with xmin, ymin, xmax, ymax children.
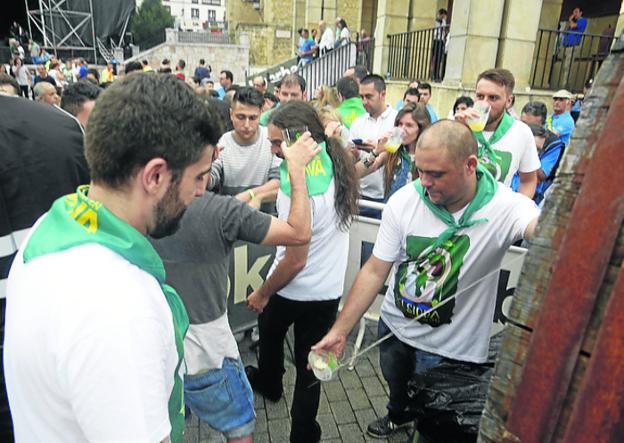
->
<box><xmin>176</xmin><ymin>30</ymin><xmax>230</xmax><ymax>44</ymax></box>
<box><xmin>530</xmin><ymin>28</ymin><xmax>616</xmax><ymax>92</ymax></box>
<box><xmin>387</xmin><ymin>26</ymin><xmax>448</xmax><ymax>82</ymax></box>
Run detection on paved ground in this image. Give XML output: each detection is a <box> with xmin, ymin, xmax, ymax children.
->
<box><xmin>183</xmin><ymin>320</ymin><xmax>415</xmax><ymax>443</ymax></box>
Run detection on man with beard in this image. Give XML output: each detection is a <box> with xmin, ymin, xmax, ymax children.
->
<box><xmin>455</xmin><ymin>69</ymin><xmax>540</xmax><ymax>198</ymax></box>
<box><xmin>3</xmin><ymin>73</ymin><xmax>220</xmax><ymax>443</ymax></box>
<box><xmin>313</xmin><ymin>120</ymin><xmax>539</xmax><ymax>438</ymax></box>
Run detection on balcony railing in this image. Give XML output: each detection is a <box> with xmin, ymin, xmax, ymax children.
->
<box><xmin>530</xmin><ymin>28</ymin><xmax>616</xmax><ymax>92</ymax></box>
<box><xmin>387</xmin><ymin>25</ymin><xmax>448</xmax><ymax>82</ymax></box>
<box><xmin>299</xmin><ymin>38</ymin><xmax>375</xmax><ymax>97</ymax></box>
<box><xmin>246</xmin><ymin>38</ymin><xmax>374</xmax><ymax>93</ymax></box>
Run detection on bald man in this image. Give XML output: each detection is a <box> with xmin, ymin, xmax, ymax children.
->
<box><xmin>313</xmin><ymin>120</ymin><xmax>540</xmax><ymax>438</ymax></box>
<box><xmin>34</xmin><ymin>81</ymin><xmax>60</xmax><ymax>106</ymax></box>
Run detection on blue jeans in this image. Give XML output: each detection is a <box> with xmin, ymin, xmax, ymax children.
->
<box><xmin>378</xmin><ymin>319</ymin><xmax>444</xmax><ymax>424</ymax></box>
<box><xmin>184</xmin><ymin>357</ymin><xmax>256</xmax><ymax>439</ymax></box>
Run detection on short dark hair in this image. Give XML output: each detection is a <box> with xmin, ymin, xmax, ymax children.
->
<box><xmin>0</xmin><ymin>73</ymin><xmax>19</xmax><ymax>95</ymax></box>
<box><xmin>124</xmin><ymin>61</ymin><xmax>143</xmax><ymax>74</ymax></box>
<box><xmin>263</xmin><ymin>92</ymin><xmax>278</xmax><ymax>106</ymax></box>
<box><xmin>86</xmin><ymin>67</ymin><xmax>100</xmax><ymax>82</ymax></box>
<box><xmin>477</xmin><ymin>68</ymin><xmax>515</xmax><ymax>95</ymax></box>
<box><xmin>417</xmin><ymin>82</ymin><xmax>432</xmax><ymax>93</ymax></box>
<box><xmin>61</xmin><ymin>80</ymin><xmax>102</xmax><ymax>117</ymax></box>
<box><xmin>85</xmin><ymin>73</ymin><xmax>221</xmax><ymax>188</ymax></box>
<box><xmin>351</xmin><ymin>65</ymin><xmax>368</xmax><ymax>82</ymax></box>
<box><xmin>526</xmin><ymin>122</ymin><xmax>548</xmax><ymax>138</ymax></box>
<box><xmin>521</xmin><ymin>101</ymin><xmax>548</xmax><ymax>125</ymax></box>
<box><xmin>233</xmin><ymin>86</ymin><xmax>264</xmax><ymax>109</ymax></box>
<box><xmin>438</xmin><ymin>8</ymin><xmax>448</xmax><ymax>15</ymax></box>
<box><xmin>178</xmin><ymin>59</ymin><xmax>186</xmax><ymax>70</ymax></box>
<box><xmin>141</xmin><ymin>59</ymin><xmax>148</xmax><ymax>66</ymax></box>
<box><xmin>336</xmin><ymin>76</ymin><xmax>359</xmax><ymax>99</ymax></box>
<box><xmin>220</xmin><ymin>70</ymin><xmax>233</xmax><ymax>82</ymax></box>
<box><xmin>361</xmin><ymin>74</ymin><xmax>386</xmax><ymax>92</ymax></box>
<box><xmin>403</xmin><ymin>87</ymin><xmax>420</xmax><ymax>100</ymax></box>
<box><xmin>199</xmin><ymin>58</ymin><xmax>205</xmax><ymax>65</ymax></box>
<box><xmin>281</xmin><ymin>73</ymin><xmax>306</xmax><ymax>93</ymax></box>
<box><xmin>453</xmin><ymin>96</ymin><xmax>474</xmax><ymax>113</ymax></box>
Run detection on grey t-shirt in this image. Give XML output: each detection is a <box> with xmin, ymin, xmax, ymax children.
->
<box><xmin>151</xmin><ymin>192</ymin><xmax>271</xmax><ymax>325</ymax></box>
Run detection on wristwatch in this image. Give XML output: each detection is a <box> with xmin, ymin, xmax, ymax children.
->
<box><xmin>362</xmin><ymin>152</ymin><xmax>376</xmax><ymax>168</ymax></box>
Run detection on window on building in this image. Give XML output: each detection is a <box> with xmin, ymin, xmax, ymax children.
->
<box><xmin>191</xmin><ymin>8</ymin><xmax>199</xmax><ymax>18</ymax></box>
<box><xmin>207</xmin><ymin>9</ymin><xmax>216</xmax><ymax>21</ymax></box>
<box><xmin>202</xmin><ymin>0</ymin><xmax>221</xmax><ymax>5</ymax></box>
<box><xmin>164</xmin><ymin>5</ymin><xmax>171</xmax><ymax>13</ymax></box>
<box><xmin>192</xmin><ymin>0</ymin><xmax>198</xmax><ymax>3</ymax></box>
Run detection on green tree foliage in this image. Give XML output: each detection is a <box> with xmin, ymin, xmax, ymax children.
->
<box><xmin>131</xmin><ymin>0</ymin><xmax>174</xmax><ymax>48</ymax></box>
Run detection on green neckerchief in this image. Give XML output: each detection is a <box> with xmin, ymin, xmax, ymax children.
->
<box><xmin>414</xmin><ymin>163</ymin><xmax>498</xmax><ymax>253</ymax></box>
<box><xmin>337</xmin><ymin>97</ymin><xmax>366</xmax><ymax>129</ymax></box>
<box><xmin>279</xmin><ymin>141</ymin><xmax>334</xmax><ymax>197</ymax></box>
<box><xmin>473</xmin><ymin>112</ymin><xmax>515</xmax><ymax>166</ymax></box>
<box><xmin>23</xmin><ymin>185</ymin><xmax>189</xmax><ymax>443</ymax></box>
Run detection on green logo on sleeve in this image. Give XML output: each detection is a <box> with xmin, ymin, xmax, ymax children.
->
<box><xmin>394</xmin><ymin>234</ymin><xmax>470</xmax><ymax>327</ymax></box>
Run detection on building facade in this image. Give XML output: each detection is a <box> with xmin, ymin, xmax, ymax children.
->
<box><xmin>144</xmin><ymin>0</ymin><xmax>227</xmax><ymax>32</ymax></box>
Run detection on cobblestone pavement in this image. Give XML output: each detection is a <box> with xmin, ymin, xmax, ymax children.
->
<box><xmin>184</xmin><ymin>320</ymin><xmax>416</xmax><ymax>443</ymax></box>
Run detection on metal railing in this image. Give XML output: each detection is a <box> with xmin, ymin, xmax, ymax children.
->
<box><xmin>299</xmin><ymin>38</ymin><xmax>375</xmax><ymax>97</ymax></box>
<box><xmin>530</xmin><ymin>28</ymin><xmax>616</xmax><ymax>92</ymax></box>
<box><xmin>246</xmin><ymin>38</ymin><xmax>374</xmax><ymax>94</ymax></box>
<box><xmin>387</xmin><ymin>25</ymin><xmax>448</xmax><ymax>82</ymax></box>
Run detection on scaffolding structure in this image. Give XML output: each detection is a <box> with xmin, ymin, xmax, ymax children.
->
<box><xmin>24</xmin><ymin>0</ymin><xmax>132</xmax><ymax>63</ymax></box>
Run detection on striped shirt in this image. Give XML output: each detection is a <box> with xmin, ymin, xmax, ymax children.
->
<box><xmin>209</xmin><ymin>126</ymin><xmax>281</xmax><ymax>196</ymax></box>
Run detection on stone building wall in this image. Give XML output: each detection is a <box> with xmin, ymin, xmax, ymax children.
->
<box><xmin>125</xmin><ymin>40</ymin><xmax>250</xmax><ymax>85</ymax></box>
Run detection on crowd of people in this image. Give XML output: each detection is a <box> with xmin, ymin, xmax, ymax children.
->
<box><xmin>1</xmin><ymin>27</ymin><xmax>587</xmax><ymax>442</ymax></box>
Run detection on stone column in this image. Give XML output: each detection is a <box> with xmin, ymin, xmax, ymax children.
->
<box><xmin>372</xmin><ymin>0</ymin><xmax>410</xmax><ymax>75</ymax></box>
<box><xmin>444</xmin><ymin>0</ymin><xmax>505</xmax><ymax>86</ymax></box>
<box><xmin>496</xmin><ymin>0</ymin><xmax>544</xmax><ymax>89</ymax></box>
<box><xmin>408</xmin><ymin>0</ymin><xmax>437</xmax><ymax>31</ymax></box>
<box><xmin>305</xmin><ymin>0</ymin><xmax>338</xmax><ymax>31</ymax></box>
<box><xmin>538</xmin><ymin>0</ymin><xmax>563</xmax><ymax>30</ymax></box>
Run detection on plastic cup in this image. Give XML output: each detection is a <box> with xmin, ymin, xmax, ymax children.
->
<box><xmin>385</xmin><ymin>127</ymin><xmax>403</xmax><ymax>153</ymax></box>
<box><xmin>282</xmin><ymin>125</ymin><xmax>309</xmax><ymax>146</ymax></box>
<box><xmin>467</xmin><ymin>102</ymin><xmax>490</xmax><ymax>132</ymax></box>
<box><xmin>308</xmin><ymin>350</ymin><xmax>339</xmax><ymax>381</ymax></box>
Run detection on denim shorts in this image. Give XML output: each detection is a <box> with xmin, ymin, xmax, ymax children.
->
<box><xmin>184</xmin><ymin>357</ymin><xmax>256</xmax><ymax>439</ymax></box>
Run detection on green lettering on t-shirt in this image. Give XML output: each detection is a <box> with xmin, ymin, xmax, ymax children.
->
<box><xmin>394</xmin><ymin>234</ymin><xmax>470</xmax><ymax>326</ymax></box>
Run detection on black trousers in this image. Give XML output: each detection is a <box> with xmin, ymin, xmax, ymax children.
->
<box><xmin>257</xmin><ymin>294</ymin><xmax>339</xmax><ymax>443</ymax></box>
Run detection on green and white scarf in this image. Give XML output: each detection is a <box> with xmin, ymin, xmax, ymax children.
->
<box><xmin>23</xmin><ymin>185</ymin><xmax>189</xmax><ymax>443</ymax></box>
<box><xmin>279</xmin><ymin>141</ymin><xmax>334</xmax><ymax>197</ymax></box>
<box><xmin>414</xmin><ymin>164</ymin><xmax>498</xmax><ymax>253</ymax></box>
<box><xmin>473</xmin><ymin>112</ymin><xmax>515</xmax><ymax>166</ymax></box>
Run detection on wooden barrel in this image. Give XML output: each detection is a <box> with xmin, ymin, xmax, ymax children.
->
<box><xmin>478</xmin><ymin>40</ymin><xmax>624</xmax><ymax>443</ymax></box>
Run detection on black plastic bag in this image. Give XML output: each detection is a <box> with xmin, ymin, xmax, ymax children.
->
<box><xmin>406</xmin><ymin>333</ymin><xmax>503</xmax><ymax>443</ymax></box>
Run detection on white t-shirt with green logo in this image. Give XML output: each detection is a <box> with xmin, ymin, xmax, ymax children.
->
<box><xmin>481</xmin><ymin>119</ymin><xmax>541</xmax><ymax>187</ymax></box>
<box><xmin>373</xmin><ymin>183</ymin><xmax>539</xmax><ymax>363</ymax></box>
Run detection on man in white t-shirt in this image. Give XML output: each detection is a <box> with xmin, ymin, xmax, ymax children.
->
<box><xmin>349</xmin><ymin>74</ymin><xmax>398</xmax><ymax>217</ymax></box>
<box><xmin>313</xmin><ymin>120</ymin><xmax>540</xmax><ymax>438</ymax></box>
<box><xmin>456</xmin><ymin>68</ymin><xmax>540</xmax><ymax>198</ymax></box>
<box><xmin>3</xmin><ymin>74</ymin><xmax>221</xmax><ymax>443</ymax></box>
<box><xmin>209</xmin><ymin>86</ymin><xmax>281</xmax><ymax>212</ymax></box>
<box><xmin>318</xmin><ymin>20</ymin><xmax>335</xmax><ymax>56</ymax></box>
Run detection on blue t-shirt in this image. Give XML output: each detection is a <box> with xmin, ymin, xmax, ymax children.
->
<box><xmin>300</xmin><ymin>38</ymin><xmax>315</xmax><ymax>63</ymax></box>
<box><xmin>511</xmin><ymin>136</ymin><xmax>564</xmax><ymax>204</ymax></box>
<box><xmin>426</xmin><ymin>103</ymin><xmax>438</xmax><ymax>123</ymax></box>
<box><xmin>563</xmin><ymin>17</ymin><xmax>587</xmax><ymax>46</ymax></box>
<box><xmin>547</xmin><ymin>112</ymin><xmax>575</xmax><ymax>145</ymax></box>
